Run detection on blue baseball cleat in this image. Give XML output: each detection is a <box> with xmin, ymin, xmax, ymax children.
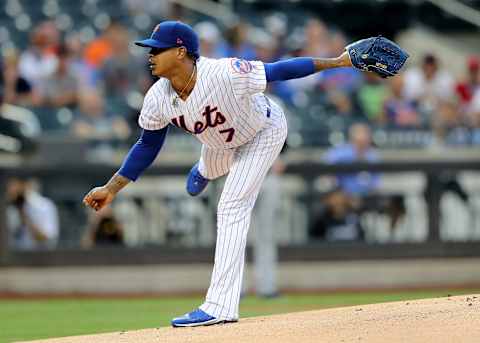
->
<box><xmin>171</xmin><ymin>309</ymin><xmax>236</xmax><ymax>327</ymax></box>
<box><xmin>186</xmin><ymin>162</ymin><xmax>209</xmax><ymax>196</ymax></box>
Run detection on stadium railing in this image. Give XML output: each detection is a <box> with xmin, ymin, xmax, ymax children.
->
<box><xmin>1</xmin><ymin>158</ymin><xmax>480</xmax><ymax>266</ymax></box>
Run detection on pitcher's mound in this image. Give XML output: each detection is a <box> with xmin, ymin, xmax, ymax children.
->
<box><xmin>21</xmin><ymin>294</ymin><xmax>480</xmax><ymax>343</ymax></box>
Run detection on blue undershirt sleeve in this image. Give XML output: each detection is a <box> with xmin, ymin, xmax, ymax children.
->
<box><xmin>264</xmin><ymin>57</ymin><xmax>316</xmax><ymax>82</ymax></box>
<box><xmin>118</xmin><ymin>126</ymin><xmax>169</xmax><ymax>181</ymax></box>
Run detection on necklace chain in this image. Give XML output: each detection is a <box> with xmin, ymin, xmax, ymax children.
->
<box><xmin>172</xmin><ymin>64</ymin><xmax>196</xmax><ymax>106</ymax></box>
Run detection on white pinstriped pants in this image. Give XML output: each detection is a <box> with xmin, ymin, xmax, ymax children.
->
<box><xmin>198</xmin><ymin>101</ymin><xmax>287</xmax><ymax>320</ymax></box>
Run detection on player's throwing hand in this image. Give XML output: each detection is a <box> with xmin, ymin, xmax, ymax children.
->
<box><xmin>82</xmin><ymin>186</ymin><xmax>115</xmax><ymax>212</ymax></box>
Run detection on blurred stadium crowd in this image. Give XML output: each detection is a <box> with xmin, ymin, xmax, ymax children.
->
<box><xmin>1</xmin><ymin>0</ymin><xmax>480</xmax><ymax>251</ymax></box>
<box><xmin>1</xmin><ymin>0</ymin><xmax>480</xmax><ymax>152</ymax></box>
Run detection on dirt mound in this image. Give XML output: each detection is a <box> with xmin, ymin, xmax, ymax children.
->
<box><xmin>20</xmin><ymin>294</ymin><xmax>480</xmax><ymax>343</ymax></box>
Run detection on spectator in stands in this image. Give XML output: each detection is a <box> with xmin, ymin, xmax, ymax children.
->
<box><xmin>287</xmin><ymin>18</ymin><xmax>331</xmax><ymax>94</ymax></box>
<box><xmin>383</xmin><ymin>75</ymin><xmax>420</xmax><ymax>128</ymax></box>
<box><xmin>357</xmin><ymin>72</ymin><xmax>388</xmax><ymax>125</ymax></box>
<box><xmin>325</xmin><ymin>123</ymin><xmax>380</xmax><ymax>196</ymax></box>
<box><xmin>403</xmin><ymin>54</ymin><xmax>455</xmax><ymax>126</ymax></box>
<box><xmin>263</xmin><ymin>12</ymin><xmax>289</xmax><ymax>56</ymax></box>
<box><xmin>434</xmin><ymin>97</ymin><xmax>465</xmax><ymax>145</ymax></box>
<box><xmin>403</xmin><ymin>54</ymin><xmax>462</xmax><ymax>147</ymax></box>
<box><xmin>83</xmin><ymin>21</ymin><xmax>129</xmax><ymax>87</ymax></box>
<box><xmin>288</xmin><ymin>23</ymin><xmax>362</xmax><ymax>112</ymax></box>
<box><xmin>456</xmin><ymin>56</ymin><xmax>480</xmax><ymax>111</ymax></box>
<box><xmin>302</xmin><ymin>18</ymin><xmax>331</xmax><ymax>58</ymax></box>
<box><xmin>18</xmin><ymin>21</ymin><xmax>59</xmax><ymax>94</ymax></box>
<box><xmin>83</xmin><ymin>23</ymin><xmax>115</xmax><ymax>69</ymax></box>
<box><xmin>71</xmin><ymin>90</ymin><xmax>130</xmax><ymax>140</ymax></box>
<box><xmin>218</xmin><ymin>21</ymin><xmax>256</xmax><ymax>60</ymax></box>
<box><xmin>327</xmin><ymin>90</ymin><xmax>362</xmax><ymax>124</ymax></box>
<box><xmin>65</xmin><ymin>33</ymin><xmax>96</xmax><ymax>90</ymax></box>
<box><xmin>81</xmin><ymin>207</ymin><xmax>124</xmax><ymax>248</ymax></box>
<box><xmin>1</xmin><ymin>49</ymin><xmax>39</xmax><ymax>107</ymax></box>
<box><xmin>461</xmin><ymin>57</ymin><xmax>480</xmax><ymax>136</ymax></box>
<box><xmin>194</xmin><ymin>21</ymin><xmax>223</xmax><ymax>59</ymax></box>
<box><xmin>467</xmin><ymin>88</ymin><xmax>480</xmax><ymax>135</ymax></box>
<box><xmin>317</xmin><ymin>31</ymin><xmax>363</xmax><ymax>94</ymax></box>
<box><xmin>41</xmin><ymin>44</ymin><xmax>79</xmax><ymax>108</ymax></box>
<box><xmin>310</xmin><ymin>124</ymin><xmax>379</xmax><ymax>241</ymax></box>
<box><xmin>100</xmin><ymin>24</ymin><xmax>151</xmax><ymax>115</ymax></box>
<box><xmin>252</xmin><ymin>28</ymin><xmax>295</xmax><ymax>105</ymax></box>
<box><xmin>38</xmin><ymin>20</ymin><xmax>61</xmax><ymax>54</ymax></box>
<box><xmin>6</xmin><ymin>177</ymin><xmax>59</xmax><ymax>250</ymax></box>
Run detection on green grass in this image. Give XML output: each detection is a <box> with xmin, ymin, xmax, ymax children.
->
<box><xmin>1</xmin><ymin>289</ymin><xmax>479</xmax><ymax>343</ymax></box>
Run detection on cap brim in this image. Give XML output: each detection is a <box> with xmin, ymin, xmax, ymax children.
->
<box><xmin>134</xmin><ymin>39</ymin><xmax>172</xmax><ymax>49</ymax></box>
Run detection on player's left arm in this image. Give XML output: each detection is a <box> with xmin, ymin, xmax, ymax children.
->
<box><xmin>264</xmin><ymin>52</ymin><xmax>351</xmax><ymax>83</ymax></box>
<box><xmin>313</xmin><ymin>52</ymin><xmax>352</xmax><ymax>72</ymax></box>
<box><xmin>265</xmin><ymin>36</ymin><xmax>408</xmax><ymax>81</ymax></box>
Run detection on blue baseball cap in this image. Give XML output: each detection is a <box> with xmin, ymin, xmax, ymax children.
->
<box><xmin>135</xmin><ymin>21</ymin><xmax>200</xmax><ymax>60</ymax></box>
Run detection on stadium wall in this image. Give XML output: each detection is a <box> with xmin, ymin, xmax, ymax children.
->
<box><xmin>1</xmin><ymin>258</ymin><xmax>479</xmax><ymax>295</ymax></box>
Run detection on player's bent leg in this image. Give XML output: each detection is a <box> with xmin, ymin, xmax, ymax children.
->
<box><xmin>186</xmin><ymin>144</ymin><xmax>234</xmax><ymax>196</ymax></box>
<box><xmin>186</xmin><ymin>162</ymin><xmax>209</xmax><ymax>196</ymax></box>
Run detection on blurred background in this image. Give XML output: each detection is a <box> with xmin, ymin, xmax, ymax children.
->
<box><xmin>1</xmin><ymin>0</ymin><xmax>480</xmax><ymax>297</ymax></box>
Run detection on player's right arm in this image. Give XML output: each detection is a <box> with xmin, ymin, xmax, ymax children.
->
<box><xmin>83</xmin><ymin>174</ymin><xmax>128</xmax><ymax>212</ymax></box>
<box><xmin>83</xmin><ymin>127</ymin><xmax>169</xmax><ymax>211</ymax></box>
<box><xmin>83</xmin><ymin>84</ymin><xmax>169</xmax><ymax>212</ymax></box>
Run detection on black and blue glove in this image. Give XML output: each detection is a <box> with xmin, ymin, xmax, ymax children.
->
<box><xmin>346</xmin><ymin>36</ymin><xmax>409</xmax><ymax>78</ymax></box>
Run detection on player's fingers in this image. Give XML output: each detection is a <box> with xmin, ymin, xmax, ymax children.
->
<box><xmin>83</xmin><ymin>192</ymin><xmax>94</xmax><ymax>203</ymax></box>
<box><xmin>90</xmin><ymin>191</ymin><xmax>106</xmax><ymax>201</ymax></box>
<box><xmin>83</xmin><ymin>190</ymin><xmax>101</xmax><ymax>207</ymax></box>
<box><xmin>83</xmin><ymin>195</ymin><xmax>94</xmax><ymax>207</ymax></box>
<box><xmin>83</xmin><ymin>189</ymin><xmax>108</xmax><ymax>210</ymax></box>
<box><xmin>93</xmin><ymin>200</ymin><xmax>104</xmax><ymax>211</ymax></box>
<box><xmin>85</xmin><ymin>199</ymin><xmax>96</xmax><ymax>209</ymax></box>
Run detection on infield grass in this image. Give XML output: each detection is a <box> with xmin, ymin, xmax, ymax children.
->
<box><xmin>1</xmin><ymin>289</ymin><xmax>479</xmax><ymax>343</ymax></box>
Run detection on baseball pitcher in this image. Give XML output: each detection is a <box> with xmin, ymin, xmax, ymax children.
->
<box><xmin>83</xmin><ymin>21</ymin><xmax>408</xmax><ymax>327</ymax></box>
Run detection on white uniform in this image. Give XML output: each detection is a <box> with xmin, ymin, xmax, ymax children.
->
<box><xmin>139</xmin><ymin>57</ymin><xmax>287</xmax><ymax>320</ymax></box>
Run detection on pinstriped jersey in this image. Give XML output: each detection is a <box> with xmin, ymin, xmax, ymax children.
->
<box><xmin>138</xmin><ymin>57</ymin><xmax>270</xmax><ymax>149</ymax></box>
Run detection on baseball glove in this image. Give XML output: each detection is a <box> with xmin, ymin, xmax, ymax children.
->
<box><xmin>346</xmin><ymin>36</ymin><xmax>409</xmax><ymax>78</ymax></box>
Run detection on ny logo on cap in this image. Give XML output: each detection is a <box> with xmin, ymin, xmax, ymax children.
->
<box><xmin>176</xmin><ymin>38</ymin><xmax>183</xmax><ymax>44</ymax></box>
